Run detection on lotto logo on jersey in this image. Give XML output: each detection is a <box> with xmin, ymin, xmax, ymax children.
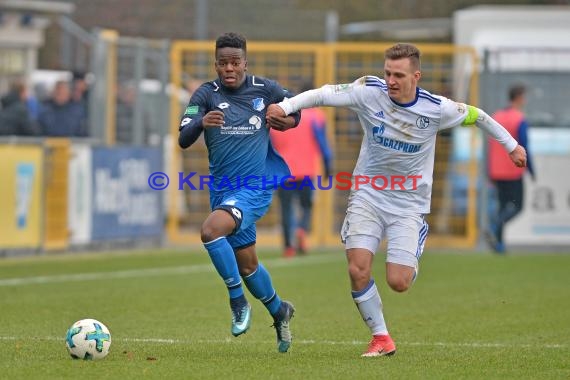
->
<box><xmin>181</xmin><ymin>117</ymin><xmax>192</xmax><ymax>127</ymax></box>
<box><xmin>230</xmin><ymin>207</ymin><xmax>242</xmax><ymax>220</ymax></box>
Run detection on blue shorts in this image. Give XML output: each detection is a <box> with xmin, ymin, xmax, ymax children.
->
<box><xmin>210</xmin><ymin>189</ymin><xmax>273</xmax><ymax>249</ymax></box>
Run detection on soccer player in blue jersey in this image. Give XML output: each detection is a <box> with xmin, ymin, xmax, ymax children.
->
<box><xmin>267</xmin><ymin>43</ymin><xmax>527</xmax><ymax>357</ymax></box>
<box><xmin>178</xmin><ymin>32</ymin><xmax>300</xmax><ymax>353</ymax></box>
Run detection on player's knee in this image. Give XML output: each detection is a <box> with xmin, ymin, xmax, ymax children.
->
<box><xmin>200</xmin><ymin>210</ymin><xmax>236</xmax><ymax>243</ymax></box>
<box><xmin>387</xmin><ymin>275</ymin><xmax>412</xmax><ymax>293</ymax></box>
<box><xmin>348</xmin><ymin>262</ymin><xmax>370</xmax><ymax>287</ymax></box>
<box><xmin>200</xmin><ymin>224</ymin><xmax>224</xmax><ymax>243</ymax></box>
<box><xmin>236</xmin><ymin>250</ymin><xmax>258</xmax><ymax>276</ymax></box>
<box><xmin>239</xmin><ymin>263</ymin><xmax>257</xmax><ymax>277</ymax></box>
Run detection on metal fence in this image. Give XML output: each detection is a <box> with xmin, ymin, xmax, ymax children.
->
<box><xmin>56</xmin><ymin>17</ymin><xmax>171</xmax><ymax>147</ymax></box>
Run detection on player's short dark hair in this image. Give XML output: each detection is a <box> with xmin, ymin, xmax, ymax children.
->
<box><xmin>385</xmin><ymin>43</ymin><xmax>421</xmax><ymax>71</ymax></box>
<box><xmin>509</xmin><ymin>84</ymin><xmax>526</xmax><ymax>102</ymax></box>
<box><xmin>215</xmin><ymin>32</ymin><xmax>247</xmax><ymax>55</ymax></box>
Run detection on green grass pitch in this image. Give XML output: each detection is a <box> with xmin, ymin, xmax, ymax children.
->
<box><xmin>0</xmin><ymin>248</ymin><xmax>569</xmax><ymax>379</ymax></box>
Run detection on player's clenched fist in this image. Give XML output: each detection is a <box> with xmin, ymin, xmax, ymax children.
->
<box><xmin>266</xmin><ymin>104</ymin><xmax>292</xmax><ymax>131</ymax></box>
<box><xmin>267</xmin><ymin>104</ymin><xmax>285</xmax><ymax>119</ymax></box>
<box><xmin>202</xmin><ymin>110</ymin><xmax>225</xmax><ymax>128</ymax></box>
<box><xmin>509</xmin><ymin>145</ymin><xmax>527</xmax><ymax>168</ymax></box>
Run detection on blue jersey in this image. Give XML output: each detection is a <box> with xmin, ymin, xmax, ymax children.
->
<box><xmin>179</xmin><ymin>75</ymin><xmax>300</xmax><ymax>194</ymax></box>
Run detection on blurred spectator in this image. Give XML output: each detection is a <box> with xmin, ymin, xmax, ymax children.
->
<box><xmin>38</xmin><ymin>80</ymin><xmax>87</xmax><ymax>137</ymax></box>
<box><xmin>486</xmin><ymin>84</ymin><xmax>535</xmax><ymax>254</ymax></box>
<box><xmin>116</xmin><ymin>81</ymin><xmax>152</xmax><ymax>144</ymax></box>
<box><xmin>26</xmin><ymin>86</ymin><xmax>42</xmax><ymax>124</ymax></box>
<box><xmin>116</xmin><ymin>82</ymin><xmax>136</xmax><ymax>144</ymax></box>
<box><xmin>270</xmin><ymin>80</ymin><xmax>333</xmax><ymax>257</ymax></box>
<box><xmin>71</xmin><ymin>71</ymin><xmax>89</xmax><ymax>119</ymax></box>
<box><xmin>0</xmin><ymin>79</ymin><xmax>38</xmax><ymax>136</ymax></box>
<box><xmin>183</xmin><ymin>74</ymin><xmax>202</xmax><ymax>100</ymax></box>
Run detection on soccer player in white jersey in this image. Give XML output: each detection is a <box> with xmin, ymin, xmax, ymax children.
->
<box><xmin>266</xmin><ymin>43</ymin><xmax>527</xmax><ymax>357</ymax></box>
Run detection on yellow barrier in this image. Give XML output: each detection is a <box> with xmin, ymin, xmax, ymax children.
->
<box><xmin>0</xmin><ymin>145</ymin><xmax>44</xmax><ymax>249</ymax></box>
<box><xmin>43</xmin><ymin>138</ymin><xmax>71</xmax><ymax>251</ymax></box>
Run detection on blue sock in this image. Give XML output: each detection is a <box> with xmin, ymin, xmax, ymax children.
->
<box><xmin>243</xmin><ymin>263</ymin><xmax>282</xmax><ymax>316</ymax></box>
<box><xmin>204</xmin><ymin>237</ymin><xmax>244</xmax><ymax>299</ymax></box>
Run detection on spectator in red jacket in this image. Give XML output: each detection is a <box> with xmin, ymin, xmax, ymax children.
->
<box><xmin>487</xmin><ymin>84</ymin><xmax>535</xmax><ymax>253</ymax></box>
<box><xmin>270</xmin><ymin>80</ymin><xmax>333</xmax><ymax>257</ymax></box>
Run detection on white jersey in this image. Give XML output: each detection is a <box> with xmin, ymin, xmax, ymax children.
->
<box><xmin>279</xmin><ymin>76</ymin><xmax>517</xmax><ymax>214</ymax></box>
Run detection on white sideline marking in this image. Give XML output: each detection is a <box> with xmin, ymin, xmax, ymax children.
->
<box><xmin>0</xmin><ymin>254</ymin><xmax>342</xmax><ymax>287</ymax></box>
<box><xmin>0</xmin><ymin>336</ymin><xmax>566</xmax><ymax>349</ymax></box>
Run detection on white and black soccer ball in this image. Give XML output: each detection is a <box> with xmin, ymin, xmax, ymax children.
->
<box><xmin>65</xmin><ymin>318</ymin><xmax>112</xmax><ymax>360</ymax></box>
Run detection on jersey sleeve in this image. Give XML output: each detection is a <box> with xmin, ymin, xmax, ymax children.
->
<box><xmin>178</xmin><ymin>84</ymin><xmax>209</xmax><ymax>148</ymax></box>
<box><xmin>278</xmin><ymin>76</ymin><xmax>369</xmax><ymax>115</ymax></box>
<box><xmin>268</xmin><ymin>79</ymin><xmax>302</xmax><ymax>126</ymax></box>
<box><xmin>268</xmin><ymin>79</ymin><xmax>293</xmax><ymax>103</ymax></box>
<box><xmin>438</xmin><ymin>97</ymin><xmax>470</xmax><ymax>131</ymax></box>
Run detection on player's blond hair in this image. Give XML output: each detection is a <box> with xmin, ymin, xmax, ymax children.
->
<box><xmin>385</xmin><ymin>43</ymin><xmax>421</xmax><ymax>71</ymax></box>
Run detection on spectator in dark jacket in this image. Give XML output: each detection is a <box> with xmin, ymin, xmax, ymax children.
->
<box><xmin>0</xmin><ymin>80</ymin><xmax>38</xmax><ymax>136</ymax></box>
<box><xmin>38</xmin><ymin>80</ymin><xmax>87</xmax><ymax>137</ymax></box>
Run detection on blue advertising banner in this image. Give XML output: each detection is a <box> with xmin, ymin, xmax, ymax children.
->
<box><xmin>91</xmin><ymin>147</ymin><xmax>163</xmax><ymax>241</ymax></box>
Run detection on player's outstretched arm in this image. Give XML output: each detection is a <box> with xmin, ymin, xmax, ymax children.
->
<box><xmin>276</xmin><ymin>79</ymin><xmax>364</xmax><ymax>116</ymax></box>
<box><xmin>464</xmin><ymin>105</ymin><xmax>526</xmax><ymax>167</ymax></box>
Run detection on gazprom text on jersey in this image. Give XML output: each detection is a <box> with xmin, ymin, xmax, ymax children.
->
<box><xmin>374</xmin><ymin>136</ymin><xmax>422</xmax><ymax>153</ymax></box>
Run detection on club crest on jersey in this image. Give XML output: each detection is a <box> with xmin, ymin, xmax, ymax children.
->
<box><xmin>252</xmin><ymin>98</ymin><xmax>265</xmax><ymax>111</ymax></box>
<box><xmin>416</xmin><ymin>116</ymin><xmax>430</xmax><ymax>130</ymax></box>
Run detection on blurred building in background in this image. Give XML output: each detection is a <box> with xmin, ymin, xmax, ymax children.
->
<box><xmin>0</xmin><ymin>0</ymin><xmax>74</xmax><ymax>94</ymax></box>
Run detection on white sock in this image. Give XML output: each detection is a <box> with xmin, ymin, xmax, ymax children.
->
<box><xmin>352</xmin><ymin>280</ymin><xmax>388</xmax><ymax>336</ymax></box>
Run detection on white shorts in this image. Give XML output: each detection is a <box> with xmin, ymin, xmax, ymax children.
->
<box><xmin>340</xmin><ymin>197</ymin><xmax>428</xmax><ymax>268</ymax></box>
